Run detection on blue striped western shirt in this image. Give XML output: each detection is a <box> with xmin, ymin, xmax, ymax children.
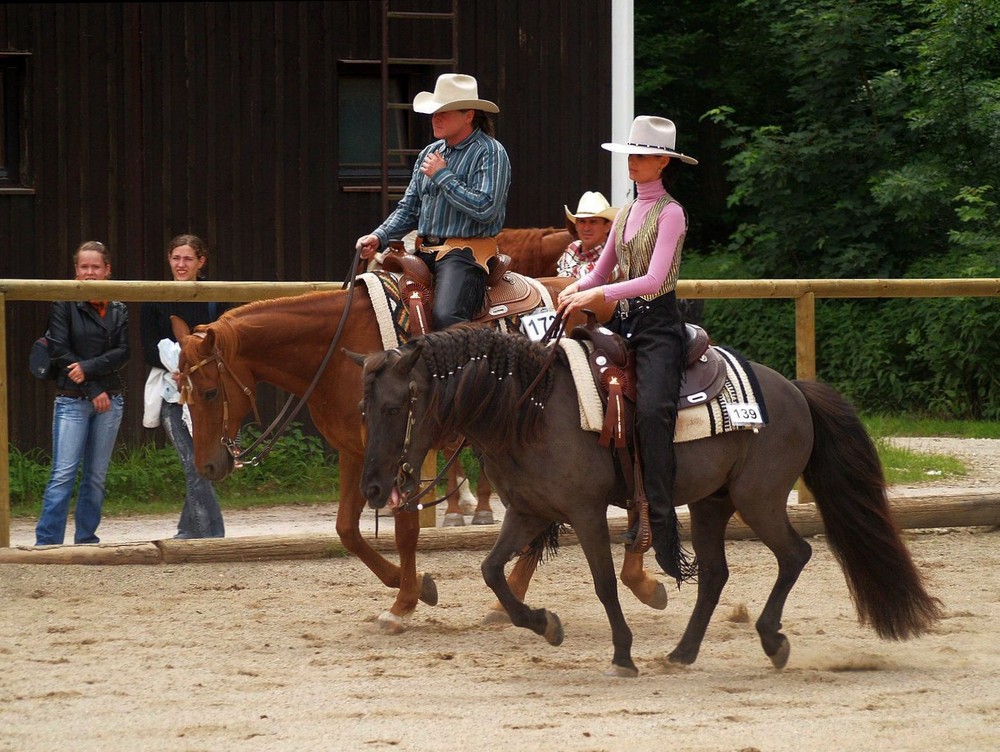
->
<box><xmin>372</xmin><ymin>128</ymin><xmax>511</xmax><ymax>246</ymax></box>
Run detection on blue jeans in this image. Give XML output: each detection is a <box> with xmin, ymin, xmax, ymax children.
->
<box><xmin>35</xmin><ymin>394</ymin><xmax>125</xmax><ymax>545</ymax></box>
<box><xmin>161</xmin><ymin>401</ymin><xmax>225</xmax><ymax>538</ymax></box>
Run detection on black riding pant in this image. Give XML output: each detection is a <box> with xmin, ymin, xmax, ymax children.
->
<box><xmin>609</xmin><ymin>291</ymin><xmax>685</xmax><ymax>567</ymax></box>
<box><xmin>416</xmin><ymin>247</ymin><xmax>487</xmax><ymax>329</ymax></box>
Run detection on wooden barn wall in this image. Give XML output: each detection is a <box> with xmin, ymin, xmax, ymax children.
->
<box><xmin>1</xmin><ymin>1</ymin><xmax>612</xmax><ymax>452</ymax></box>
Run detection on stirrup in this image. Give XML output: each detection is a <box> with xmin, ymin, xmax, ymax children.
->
<box><xmin>623</xmin><ymin>496</ymin><xmax>652</xmax><ymax>554</ymax></box>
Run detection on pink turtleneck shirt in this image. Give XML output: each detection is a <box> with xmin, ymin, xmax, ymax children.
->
<box><xmin>577</xmin><ymin>179</ymin><xmax>685</xmax><ymax>301</ymax></box>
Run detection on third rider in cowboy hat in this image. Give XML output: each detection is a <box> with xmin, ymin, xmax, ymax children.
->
<box><xmin>356</xmin><ymin>73</ymin><xmax>511</xmax><ymax>329</ymax></box>
<box><xmin>557</xmin><ymin>115</ymin><xmax>699</xmax><ymax>584</ymax></box>
<box><xmin>557</xmin><ymin>190</ymin><xmax>620</xmax><ymax>281</ymax></box>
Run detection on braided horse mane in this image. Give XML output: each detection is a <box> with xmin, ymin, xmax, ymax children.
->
<box><xmin>409</xmin><ymin>325</ymin><xmax>560</xmax><ymax>452</ymax></box>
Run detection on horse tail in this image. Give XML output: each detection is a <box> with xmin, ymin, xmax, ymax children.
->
<box><xmin>793</xmin><ymin>379</ymin><xmax>943</xmax><ymax>640</ymax></box>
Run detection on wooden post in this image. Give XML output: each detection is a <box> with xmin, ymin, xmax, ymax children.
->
<box><xmin>795</xmin><ymin>292</ymin><xmax>816</xmax><ymax>381</ymax></box>
<box><xmin>419</xmin><ymin>453</ymin><xmax>437</xmax><ymax>528</ymax></box>
<box><xmin>794</xmin><ymin>292</ymin><xmax>816</xmax><ymax>504</ymax></box>
<box><xmin>0</xmin><ymin>293</ymin><xmax>9</xmax><ymax>547</ymax></box>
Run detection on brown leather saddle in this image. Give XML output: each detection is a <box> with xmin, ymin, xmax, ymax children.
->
<box><xmin>379</xmin><ymin>246</ymin><xmax>542</xmax><ymax>336</ymax></box>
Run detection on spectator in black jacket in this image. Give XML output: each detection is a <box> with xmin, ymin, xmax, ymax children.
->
<box><xmin>141</xmin><ymin>234</ymin><xmax>228</xmax><ymax>539</ymax></box>
<box><xmin>35</xmin><ymin>241</ymin><xmax>129</xmax><ymax>545</ymax></box>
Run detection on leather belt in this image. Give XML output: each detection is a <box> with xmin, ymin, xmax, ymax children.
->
<box><xmin>618</xmin><ymin>297</ymin><xmax>649</xmax><ymax>319</ymax></box>
<box><xmin>417</xmin><ymin>235</ymin><xmax>447</xmax><ymax>247</ymax></box>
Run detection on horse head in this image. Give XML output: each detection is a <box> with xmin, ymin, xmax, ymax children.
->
<box><xmin>346</xmin><ymin>342</ymin><xmax>431</xmax><ymax>511</ymax></box>
<box><xmin>172</xmin><ymin>315</ymin><xmax>257</xmax><ymax>482</ymax></box>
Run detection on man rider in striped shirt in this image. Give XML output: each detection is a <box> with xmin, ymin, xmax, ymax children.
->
<box><xmin>356</xmin><ymin>74</ymin><xmax>512</xmax><ymax>329</ymax></box>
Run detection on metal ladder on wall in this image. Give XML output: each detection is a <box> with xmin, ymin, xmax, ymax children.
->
<box><xmin>379</xmin><ymin>0</ymin><xmax>458</xmax><ymax>216</ymax></box>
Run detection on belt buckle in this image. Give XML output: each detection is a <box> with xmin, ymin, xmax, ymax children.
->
<box><xmin>422</xmin><ymin>235</ymin><xmax>446</xmax><ymax>247</ymax></box>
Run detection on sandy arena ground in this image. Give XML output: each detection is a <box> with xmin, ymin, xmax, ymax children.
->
<box><xmin>1</xmin><ymin>438</ymin><xmax>998</xmax><ymax>751</ymax></box>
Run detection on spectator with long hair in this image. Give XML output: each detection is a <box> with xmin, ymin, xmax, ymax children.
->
<box><xmin>141</xmin><ymin>234</ymin><xmax>227</xmax><ymax>539</ymax></box>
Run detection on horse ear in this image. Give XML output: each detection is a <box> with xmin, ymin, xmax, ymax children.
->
<box><xmin>393</xmin><ymin>341</ymin><xmax>423</xmax><ymax>375</ymax></box>
<box><xmin>170</xmin><ymin>315</ymin><xmax>191</xmax><ymax>341</ymax></box>
<box><xmin>342</xmin><ymin>349</ymin><xmax>367</xmax><ymax>368</ymax></box>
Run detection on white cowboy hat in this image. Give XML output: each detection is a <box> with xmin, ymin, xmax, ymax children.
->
<box><xmin>412</xmin><ymin>74</ymin><xmax>500</xmax><ymax>115</ymax></box>
<box><xmin>602</xmin><ymin>116</ymin><xmax>698</xmax><ymax>165</ymax></box>
<box><xmin>564</xmin><ymin>191</ymin><xmax>619</xmax><ymax>223</ymax></box>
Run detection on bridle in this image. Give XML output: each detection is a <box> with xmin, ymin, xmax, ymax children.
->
<box><xmin>178</xmin><ymin>345</ymin><xmax>263</xmax><ymax>467</ymax></box>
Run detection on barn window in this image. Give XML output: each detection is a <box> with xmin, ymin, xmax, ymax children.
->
<box><xmin>338</xmin><ymin>74</ymin><xmax>409</xmax><ymax>179</ymax></box>
<box><xmin>0</xmin><ymin>53</ymin><xmax>31</xmax><ymax>191</ymax></box>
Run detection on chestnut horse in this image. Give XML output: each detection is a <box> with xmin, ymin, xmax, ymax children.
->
<box><xmin>496</xmin><ymin>226</ymin><xmax>572</xmax><ymax>277</ymax></box>
<box><xmin>352</xmin><ymin>326</ymin><xmax>943</xmax><ymax>676</ymax></box>
<box><xmin>172</xmin><ymin>278</ymin><xmax>663</xmax><ymax>632</ymax></box>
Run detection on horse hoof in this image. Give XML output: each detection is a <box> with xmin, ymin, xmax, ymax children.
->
<box><xmin>482</xmin><ymin>609</ymin><xmax>511</xmax><ymax>626</ymax></box>
<box><xmin>543</xmin><ymin>611</ymin><xmax>564</xmax><ymax>646</ymax></box>
<box><xmin>377</xmin><ymin>611</ymin><xmax>408</xmax><ymax>635</ymax></box>
<box><xmin>419</xmin><ymin>572</ymin><xmax>439</xmax><ymax>606</ymax></box>
<box><xmin>471</xmin><ymin>510</ymin><xmax>495</xmax><ymax>525</ymax></box>
<box><xmin>605</xmin><ymin>663</ymin><xmax>639</xmax><ymax>678</ymax></box>
<box><xmin>769</xmin><ymin>637</ymin><xmax>790</xmax><ymax>669</ymax></box>
<box><xmin>442</xmin><ymin>512</ymin><xmax>465</xmax><ymax>527</ymax></box>
<box><xmin>647</xmin><ymin>582</ymin><xmax>668</xmax><ymax>610</ymax></box>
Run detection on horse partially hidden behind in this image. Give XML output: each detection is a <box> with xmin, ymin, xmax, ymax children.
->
<box><xmin>496</xmin><ymin>226</ymin><xmax>572</xmax><ymax>278</ymax></box>
<box><xmin>351</xmin><ymin>326</ymin><xmax>943</xmax><ymax>676</ymax></box>
<box><xmin>172</xmin><ymin>276</ymin><xmax>663</xmax><ymax>633</ymax></box>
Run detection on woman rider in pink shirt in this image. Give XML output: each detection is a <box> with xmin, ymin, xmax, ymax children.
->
<box><xmin>557</xmin><ymin>116</ymin><xmax>698</xmax><ymax>584</ymax></box>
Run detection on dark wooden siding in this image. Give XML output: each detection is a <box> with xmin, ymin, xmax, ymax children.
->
<box><xmin>1</xmin><ymin>1</ymin><xmax>612</xmax><ymax>450</ymax></box>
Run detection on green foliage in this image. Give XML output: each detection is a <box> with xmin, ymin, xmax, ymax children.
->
<box><xmin>8</xmin><ymin>423</ymin><xmax>340</xmax><ymax>516</ymax></box>
<box><xmin>221</xmin><ymin>424</ymin><xmax>339</xmax><ymax>498</ymax></box>
<box><xmin>8</xmin><ymin>446</ymin><xmax>51</xmax><ymax>506</ymax></box>
<box><xmin>654</xmin><ymin>0</ymin><xmax>1000</xmax><ymax>276</ymax></box>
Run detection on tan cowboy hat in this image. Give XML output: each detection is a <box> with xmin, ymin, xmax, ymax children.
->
<box><xmin>564</xmin><ymin>191</ymin><xmax>619</xmax><ymax>223</ymax></box>
<box><xmin>412</xmin><ymin>74</ymin><xmax>500</xmax><ymax>115</ymax></box>
<box><xmin>602</xmin><ymin>115</ymin><xmax>698</xmax><ymax>165</ymax></box>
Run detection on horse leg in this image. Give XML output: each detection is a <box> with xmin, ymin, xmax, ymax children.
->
<box><xmin>482</xmin><ymin>545</ymin><xmax>540</xmax><ymax>625</ymax></box>
<box><xmin>571</xmin><ymin>515</ymin><xmax>637</xmax><ymax>677</ymax></box>
<box><xmin>619</xmin><ymin>508</ymin><xmax>668</xmax><ymax>610</ymax></box>
<box><xmin>736</xmin><ymin>498</ymin><xmax>812</xmax><ymax>669</ymax></box>
<box><xmin>668</xmin><ymin>497</ymin><xmax>734</xmax><ymax>665</ymax></box>
<box><xmin>334</xmin><ymin>453</ymin><xmax>436</xmax><ymax>633</ymax></box>
<box><xmin>481</xmin><ymin>510</ymin><xmax>564</xmax><ymax>647</ymax></box>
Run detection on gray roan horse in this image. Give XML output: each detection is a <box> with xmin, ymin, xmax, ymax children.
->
<box><xmin>349</xmin><ymin>326</ymin><xmax>942</xmax><ymax>677</ymax></box>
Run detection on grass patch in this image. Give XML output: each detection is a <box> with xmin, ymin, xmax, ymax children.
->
<box><xmin>863</xmin><ymin>414</ymin><xmax>1000</xmax><ymax>439</ymax></box>
<box><xmin>873</xmin><ymin>437</ymin><xmax>968</xmax><ymax>485</ymax></box>
<box><xmin>9</xmin><ymin>423</ymin><xmax>339</xmax><ymax>519</ymax></box>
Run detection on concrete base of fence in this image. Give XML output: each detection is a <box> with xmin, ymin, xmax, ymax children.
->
<box><xmin>1</xmin><ymin>491</ymin><xmax>997</xmax><ymax>566</ymax></box>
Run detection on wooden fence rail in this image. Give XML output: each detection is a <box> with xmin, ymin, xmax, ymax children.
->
<box><xmin>3</xmin><ymin>277</ymin><xmax>999</xmax><ymax>547</ymax></box>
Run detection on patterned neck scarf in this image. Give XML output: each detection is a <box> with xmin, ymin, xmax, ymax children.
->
<box><xmin>88</xmin><ymin>300</ymin><xmax>108</xmax><ymax>317</ymax></box>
